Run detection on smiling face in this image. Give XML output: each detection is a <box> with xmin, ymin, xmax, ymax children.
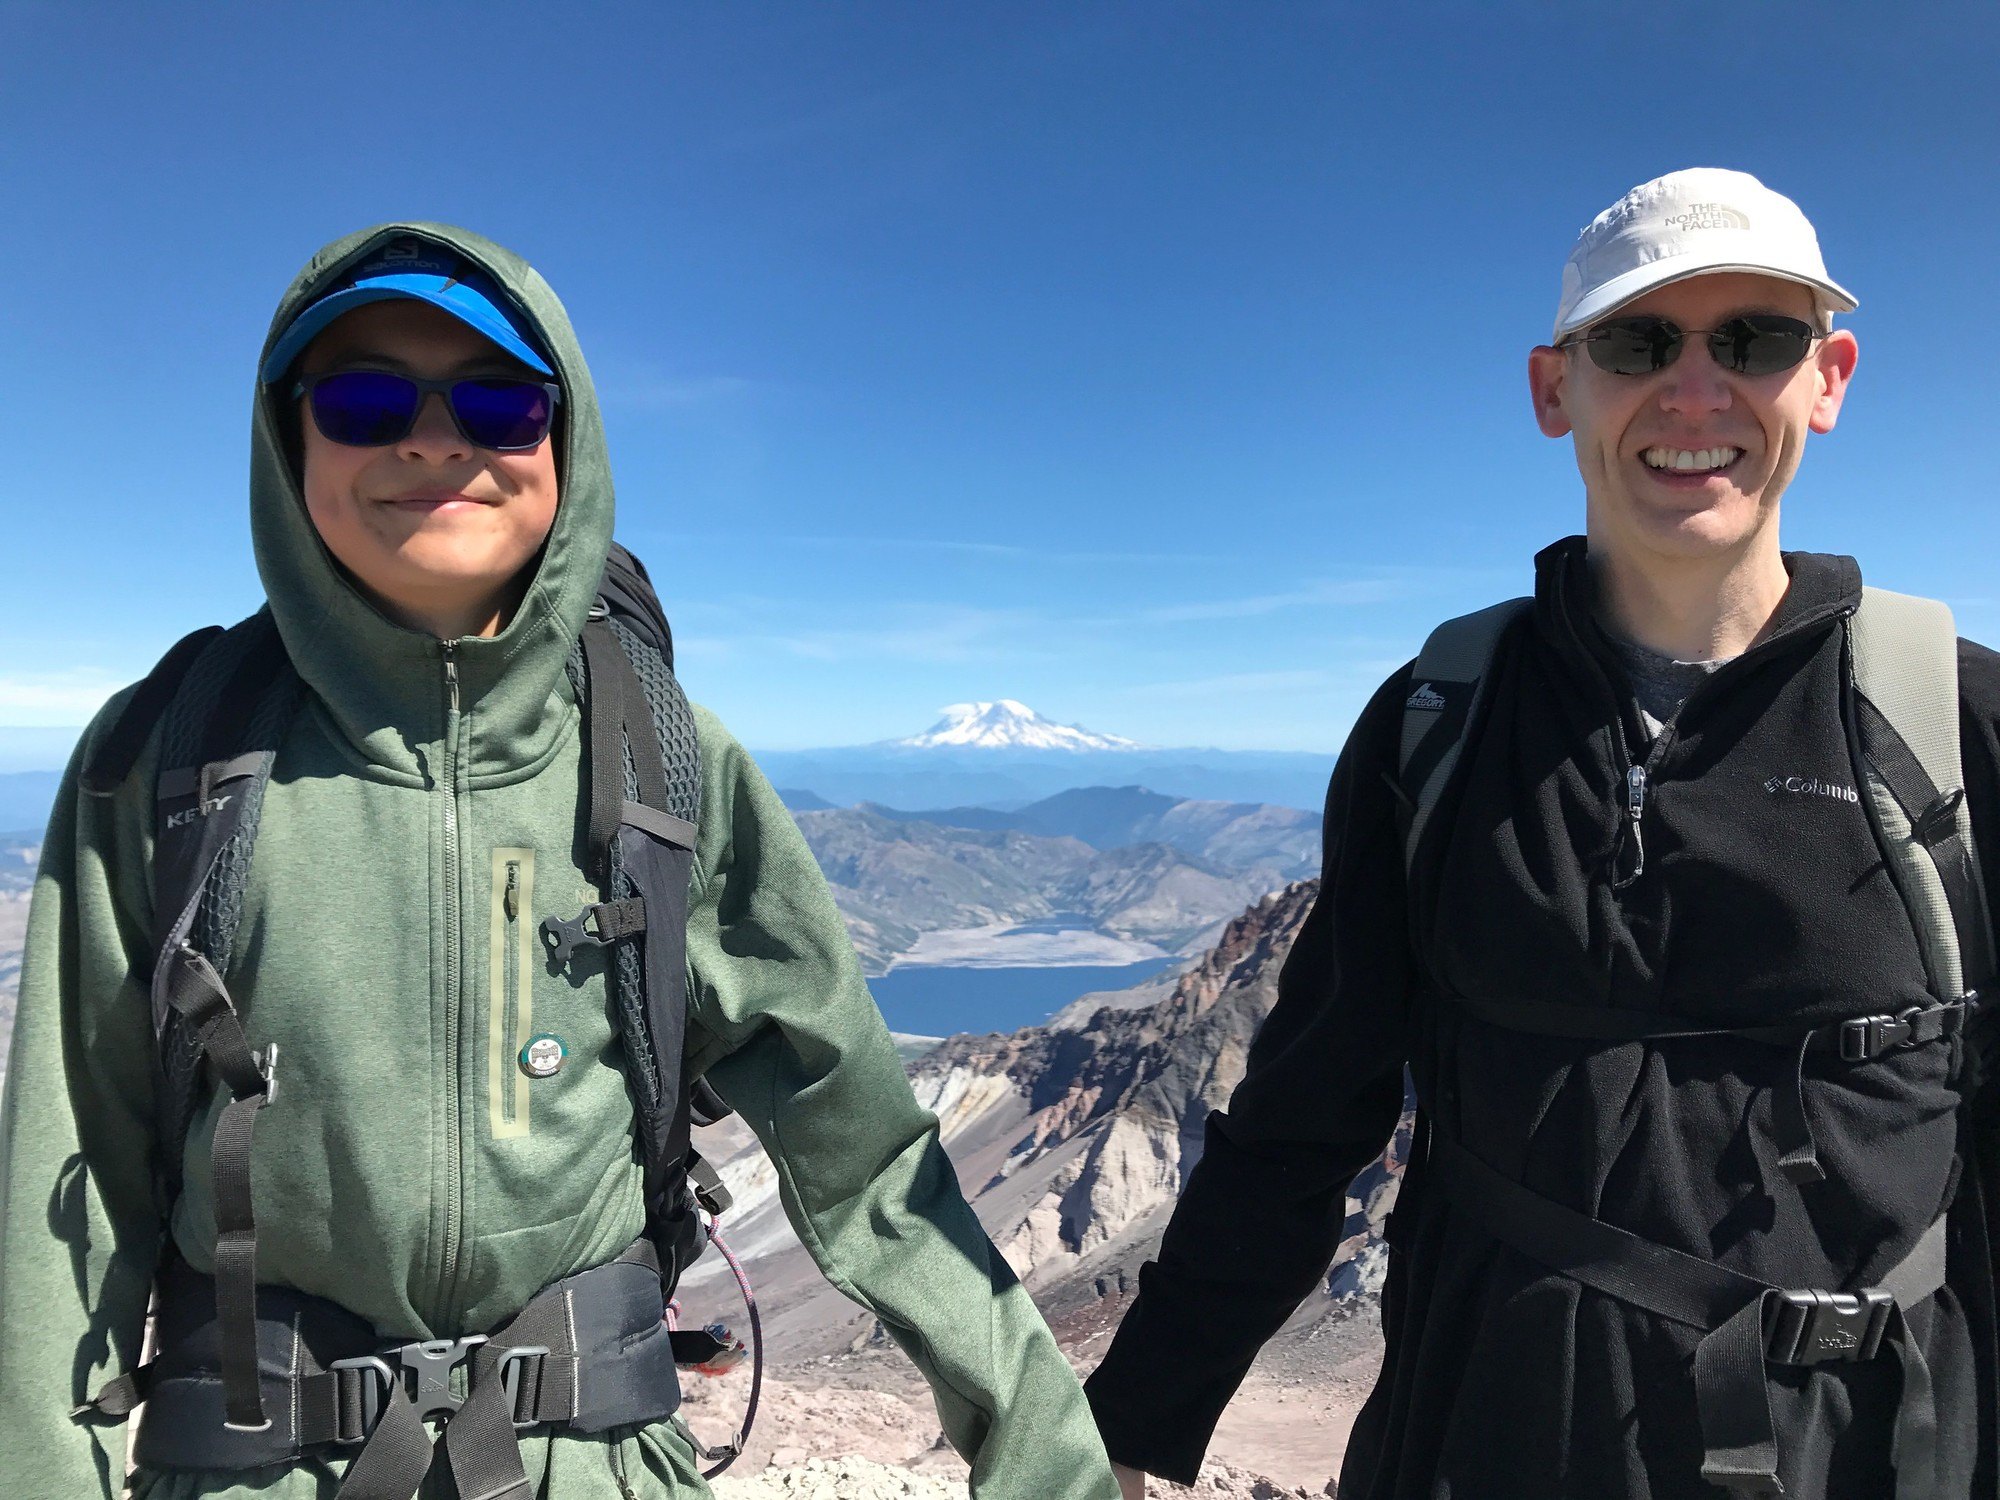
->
<box><xmin>1528</xmin><ymin>271</ymin><xmax>1858</xmax><ymax>569</ymax></box>
<box><xmin>296</xmin><ymin>299</ymin><xmax>560</xmax><ymax>639</ymax></box>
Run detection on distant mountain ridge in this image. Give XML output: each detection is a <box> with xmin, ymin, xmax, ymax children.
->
<box><xmin>844</xmin><ymin>784</ymin><xmax>1319</xmax><ymax>874</ymax></box>
<box><xmin>758</xmin><ymin>749</ymin><xmax>1335</xmax><ymax>815</ymax></box>
<box><xmin>758</xmin><ymin>699</ymin><xmax>1336</xmax><ymax>813</ymax></box>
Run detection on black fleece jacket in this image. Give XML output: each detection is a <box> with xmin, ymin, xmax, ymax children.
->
<box><xmin>1086</xmin><ymin>538</ymin><xmax>2000</xmax><ymax>1499</ymax></box>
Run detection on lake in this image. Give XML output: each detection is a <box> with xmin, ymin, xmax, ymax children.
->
<box><xmin>866</xmin><ymin>956</ymin><xmax>1180</xmax><ymax>1038</ymax></box>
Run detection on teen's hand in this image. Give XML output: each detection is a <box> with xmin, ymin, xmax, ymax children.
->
<box><xmin>1112</xmin><ymin>1461</ymin><xmax>1147</xmax><ymax>1499</ymax></box>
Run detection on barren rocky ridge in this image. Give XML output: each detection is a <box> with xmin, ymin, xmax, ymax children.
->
<box><xmin>680</xmin><ymin>876</ymin><xmax>1405</xmax><ymax>1494</ymax></box>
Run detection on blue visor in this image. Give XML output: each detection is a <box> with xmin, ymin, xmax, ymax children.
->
<box><xmin>261</xmin><ymin>239</ymin><xmax>554</xmax><ymax>384</ymax></box>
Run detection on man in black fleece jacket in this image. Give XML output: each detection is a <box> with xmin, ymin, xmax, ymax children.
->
<box><xmin>1088</xmin><ymin>168</ymin><xmax>2000</xmax><ymax>1499</ymax></box>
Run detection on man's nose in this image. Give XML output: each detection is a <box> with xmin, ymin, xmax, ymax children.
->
<box><xmin>1656</xmin><ymin>335</ymin><xmax>1734</xmax><ymax>416</ymax></box>
<box><xmin>398</xmin><ymin>391</ymin><xmax>473</xmax><ymax>460</ymax></box>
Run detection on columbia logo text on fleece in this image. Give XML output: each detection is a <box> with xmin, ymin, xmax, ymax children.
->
<box><xmin>1406</xmin><ymin>683</ymin><xmax>1449</xmax><ymax>712</ymax></box>
<box><xmin>1763</xmin><ymin>775</ymin><xmax>1859</xmax><ymax>804</ymax></box>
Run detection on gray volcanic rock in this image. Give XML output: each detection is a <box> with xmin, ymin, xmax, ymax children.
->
<box><xmin>685</xmin><ymin>878</ymin><xmax>1411</xmax><ymax>1360</ymax></box>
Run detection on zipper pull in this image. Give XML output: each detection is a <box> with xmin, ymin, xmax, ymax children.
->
<box><xmin>443</xmin><ymin>641</ymin><xmax>460</xmax><ymax>713</ymax></box>
<box><xmin>1626</xmin><ymin>764</ymin><xmax>1648</xmax><ymax>823</ymax></box>
<box><xmin>504</xmin><ymin>862</ymin><xmax>521</xmax><ymax>922</ymax></box>
<box><xmin>1618</xmin><ymin>764</ymin><xmax>1648</xmax><ymax>885</ymax></box>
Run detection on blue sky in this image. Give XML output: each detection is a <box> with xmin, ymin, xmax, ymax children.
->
<box><xmin>2</xmin><ymin>2</ymin><xmax>1995</xmax><ymax>759</ymax></box>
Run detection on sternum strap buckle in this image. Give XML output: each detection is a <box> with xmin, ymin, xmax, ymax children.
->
<box><xmin>539</xmin><ymin>898</ymin><xmax>647</xmax><ymax>969</ymax></box>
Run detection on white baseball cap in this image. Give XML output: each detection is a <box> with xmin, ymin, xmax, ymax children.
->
<box><xmin>1553</xmin><ymin>168</ymin><xmax>1856</xmax><ymax>342</ymax></box>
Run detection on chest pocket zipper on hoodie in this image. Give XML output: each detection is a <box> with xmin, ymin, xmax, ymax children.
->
<box><xmin>490</xmin><ymin>847</ymin><xmax>536</xmax><ymax>1138</ymax></box>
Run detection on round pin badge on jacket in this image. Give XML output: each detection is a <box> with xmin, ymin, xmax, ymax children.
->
<box><xmin>519</xmin><ymin>1034</ymin><xmax>567</xmax><ymax>1078</ymax></box>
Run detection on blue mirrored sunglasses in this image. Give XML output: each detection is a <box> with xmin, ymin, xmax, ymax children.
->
<box><xmin>294</xmin><ymin>370</ymin><xmax>562</xmax><ymax>452</ymax></box>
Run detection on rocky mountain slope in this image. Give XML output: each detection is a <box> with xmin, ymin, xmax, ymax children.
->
<box><xmin>682</xmin><ymin>877</ymin><xmax>1412</xmax><ymax>1361</ymax></box>
<box><xmin>793</xmin><ymin>805</ymin><xmax>1284</xmax><ymax>975</ymax></box>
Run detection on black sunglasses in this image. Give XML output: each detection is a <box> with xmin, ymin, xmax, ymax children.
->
<box><xmin>1559</xmin><ymin>314</ymin><xmax>1828</xmax><ymax>378</ymax></box>
<box><xmin>294</xmin><ymin>370</ymin><xmax>563</xmax><ymax>452</ymax></box>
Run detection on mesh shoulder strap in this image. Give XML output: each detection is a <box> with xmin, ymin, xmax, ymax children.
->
<box><xmin>560</xmin><ymin>592</ymin><xmax>705</xmax><ymax>1287</ymax></box>
<box><xmin>1398</xmin><ymin>598</ymin><xmax>1531</xmax><ymax>875</ymax></box>
<box><xmin>1848</xmin><ymin>586</ymin><xmax>1994</xmax><ymax>1000</ymax></box>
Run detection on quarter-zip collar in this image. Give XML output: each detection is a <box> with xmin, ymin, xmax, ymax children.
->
<box><xmin>247</xmin><ymin>223</ymin><xmax>614</xmax><ymax>783</ymax></box>
<box><xmin>1532</xmin><ymin>535</ymin><xmax>1864</xmax><ymax>695</ymax></box>
<box><xmin>1529</xmin><ymin>536</ymin><xmax>1866</xmax><ymax>884</ymax></box>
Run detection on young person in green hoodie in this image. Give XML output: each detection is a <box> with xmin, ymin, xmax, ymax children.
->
<box><xmin>0</xmin><ymin>223</ymin><xmax>1120</xmax><ymax>1500</ymax></box>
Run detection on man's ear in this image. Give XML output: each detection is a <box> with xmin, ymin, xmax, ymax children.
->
<box><xmin>1528</xmin><ymin>345</ymin><xmax>1572</xmax><ymax>437</ymax></box>
<box><xmin>1808</xmin><ymin>329</ymin><xmax>1859</xmax><ymax>435</ymax></box>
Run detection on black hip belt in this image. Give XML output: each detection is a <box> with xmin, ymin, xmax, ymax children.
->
<box><xmin>89</xmin><ymin>1239</ymin><xmax>679</xmax><ymax>1497</ymax></box>
<box><xmin>1430</xmin><ymin>1136</ymin><xmax>1947</xmax><ymax>1500</ymax></box>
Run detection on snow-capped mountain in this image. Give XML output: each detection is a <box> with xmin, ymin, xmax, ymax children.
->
<box><xmin>896</xmin><ymin>700</ymin><xmax>1141</xmax><ymax>752</ymax></box>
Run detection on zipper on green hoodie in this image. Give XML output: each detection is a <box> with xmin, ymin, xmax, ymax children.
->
<box><xmin>489</xmin><ymin>847</ymin><xmax>535</xmax><ymax>1138</ymax></box>
<box><xmin>440</xmin><ymin>640</ymin><xmax>465</xmax><ymax>1314</ymax></box>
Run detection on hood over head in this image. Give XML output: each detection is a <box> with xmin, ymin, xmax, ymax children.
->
<box><xmin>251</xmin><ymin>222</ymin><xmax>614</xmax><ymax>782</ymax></box>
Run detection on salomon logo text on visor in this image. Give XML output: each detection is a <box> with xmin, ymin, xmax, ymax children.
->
<box><xmin>1406</xmin><ymin>683</ymin><xmax>1450</xmax><ymax>712</ymax></box>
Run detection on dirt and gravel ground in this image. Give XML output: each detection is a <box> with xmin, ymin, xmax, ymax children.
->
<box><xmin>712</xmin><ymin>1453</ymin><xmax>1331</xmax><ymax>1498</ymax></box>
<box><xmin>692</xmin><ymin>1298</ymin><xmax>1380</xmax><ymax>1498</ymax></box>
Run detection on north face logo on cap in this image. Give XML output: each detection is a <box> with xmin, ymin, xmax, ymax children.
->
<box><xmin>1663</xmin><ymin>203</ymin><xmax>1752</xmax><ymax>233</ymax></box>
<box><xmin>1406</xmin><ymin>683</ymin><xmax>1449</xmax><ymax>712</ymax></box>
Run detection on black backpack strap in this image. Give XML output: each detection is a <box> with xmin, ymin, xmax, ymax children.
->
<box><xmin>143</xmin><ymin>608</ymin><xmax>301</xmax><ymax>1432</ymax></box>
<box><xmin>1847</xmin><ymin>587</ymin><xmax>1995</xmax><ymax>1002</ymax></box>
<box><xmin>550</xmin><ymin>560</ymin><xmax>705</xmax><ymax>1289</ymax></box>
<box><xmin>80</xmin><ymin>625</ymin><xmax>225</xmax><ymax>797</ymax></box>
<box><xmin>1397</xmin><ymin>599</ymin><xmax>1531</xmax><ymax>875</ymax></box>
<box><xmin>599</xmin><ymin>542</ymin><xmax>674</xmax><ymax>667</ymax></box>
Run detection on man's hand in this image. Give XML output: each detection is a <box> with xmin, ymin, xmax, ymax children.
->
<box><xmin>1112</xmin><ymin>1461</ymin><xmax>1147</xmax><ymax>1499</ymax></box>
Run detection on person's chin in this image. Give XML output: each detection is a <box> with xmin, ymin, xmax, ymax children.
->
<box><xmin>1630</xmin><ymin>497</ymin><xmax>1763</xmax><ymax>558</ymax></box>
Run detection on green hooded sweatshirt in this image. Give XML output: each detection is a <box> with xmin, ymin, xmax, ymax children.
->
<box><xmin>0</xmin><ymin>223</ymin><xmax>1120</xmax><ymax>1500</ymax></box>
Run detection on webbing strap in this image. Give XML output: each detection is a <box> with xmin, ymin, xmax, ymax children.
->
<box><xmin>1432</xmin><ymin>1137</ymin><xmax>1946</xmax><ymax>1498</ymax></box>
<box><xmin>622</xmin><ymin>800</ymin><xmax>697</xmax><ymax>850</ymax></box>
<box><xmin>331</xmin><ymin>1290</ymin><xmax>576</xmax><ymax>1500</ymax></box>
<box><xmin>1449</xmin><ymin>994</ymin><xmax>1969</xmax><ymax>1190</ymax></box>
<box><xmin>162</xmin><ymin>945</ymin><xmax>275</xmax><ymax>1431</ymax></box>
<box><xmin>331</xmin><ymin>1242</ymin><xmax>667</xmax><ymax>1498</ymax></box>
<box><xmin>578</xmin><ymin>622</ymin><xmax>628</xmax><ymax>881</ymax></box>
<box><xmin>600</xmin><ymin>634</ymin><xmax>672</xmax><ymax>816</ymax></box>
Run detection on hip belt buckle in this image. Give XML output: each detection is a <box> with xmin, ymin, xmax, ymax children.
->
<box><xmin>1763</xmin><ymin>1287</ymin><xmax>1895</xmax><ymax>1365</ymax></box>
<box><xmin>328</xmin><ymin>1335</ymin><xmax>552</xmax><ymax>1439</ymax></box>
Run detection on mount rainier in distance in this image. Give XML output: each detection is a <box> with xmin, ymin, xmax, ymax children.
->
<box><xmin>756</xmin><ymin>699</ymin><xmax>1336</xmax><ymax>813</ymax></box>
